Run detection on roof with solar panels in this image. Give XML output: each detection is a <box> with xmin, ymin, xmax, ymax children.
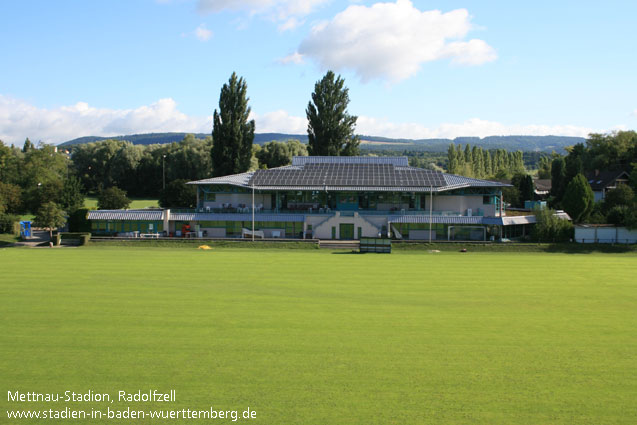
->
<box><xmin>188</xmin><ymin>156</ymin><xmax>508</xmax><ymax>192</ymax></box>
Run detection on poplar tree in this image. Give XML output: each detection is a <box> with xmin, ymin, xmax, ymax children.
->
<box><xmin>306</xmin><ymin>71</ymin><xmax>359</xmax><ymax>156</ymax></box>
<box><xmin>550</xmin><ymin>157</ymin><xmax>567</xmax><ymax>201</ymax></box>
<box><xmin>464</xmin><ymin>144</ymin><xmax>472</xmax><ymax>164</ymax></box>
<box><xmin>562</xmin><ymin>174</ymin><xmax>594</xmax><ymax>222</ymax></box>
<box><xmin>447</xmin><ymin>144</ymin><xmax>458</xmax><ymax>174</ymax></box>
<box><xmin>212</xmin><ymin>72</ymin><xmax>255</xmax><ymax>176</ymax></box>
<box><xmin>483</xmin><ymin>150</ymin><xmax>492</xmax><ymax>177</ymax></box>
<box><xmin>472</xmin><ymin>146</ymin><xmax>484</xmax><ymax>178</ymax></box>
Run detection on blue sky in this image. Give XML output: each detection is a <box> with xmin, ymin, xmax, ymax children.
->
<box><xmin>1</xmin><ymin>0</ymin><xmax>636</xmax><ymax>144</ymax></box>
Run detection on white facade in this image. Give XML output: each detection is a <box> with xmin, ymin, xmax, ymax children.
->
<box><xmin>575</xmin><ymin>226</ymin><xmax>637</xmax><ymax>244</ymax></box>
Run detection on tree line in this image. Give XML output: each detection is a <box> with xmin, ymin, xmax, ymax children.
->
<box><xmin>446</xmin><ymin>131</ymin><xmax>637</xmax><ymax>228</ymax></box>
<box><xmin>446</xmin><ymin>143</ymin><xmax>536</xmax><ymax>209</ymax></box>
<box><xmin>548</xmin><ymin>131</ymin><xmax>637</xmax><ymax>226</ymax></box>
<box><xmin>447</xmin><ymin>143</ymin><xmax>526</xmax><ymax>179</ymax></box>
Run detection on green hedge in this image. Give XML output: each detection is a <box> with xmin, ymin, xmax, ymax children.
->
<box><xmin>0</xmin><ymin>214</ymin><xmax>20</xmax><ymax>235</ymax></box>
<box><xmin>59</xmin><ymin>232</ymin><xmax>91</xmax><ymax>246</ymax></box>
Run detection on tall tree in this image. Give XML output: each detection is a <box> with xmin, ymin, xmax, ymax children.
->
<box><xmin>483</xmin><ymin>150</ymin><xmax>492</xmax><ymax>177</ymax></box>
<box><xmin>306</xmin><ymin>71</ymin><xmax>359</xmax><ymax>156</ymax></box>
<box><xmin>59</xmin><ymin>176</ymin><xmax>85</xmax><ymax>213</ymax></box>
<box><xmin>537</xmin><ymin>155</ymin><xmax>554</xmax><ymax>179</ymax></box>
<box><xmin>22</xmin><ymin>138</ymin><xmax>34</xmax><ymax>153</ymax></box>
<box><xmin>550</xmin><ymin>157</ymin><xmax>566</xmax><ymax>202</ymax></box>
<box><xmin>159</xmin><ymin>179</ymin><xmax>197</xmax><ymax>209</ymax></box>
<box><xmin>211</xmin><ymin>72</ymin><xmax>255</xmax><ymax>176</ymax></box>
<box><xmin>472</xmin><ymin>146</ymin><xmax>484</xmax><ymax>178</ymax></box>
<box><xmin>447</xmin><ymin>144</ymin><xmax>458</xmax><ymax>174</ymax></box>
<box><xmin>98</xmin><ymin>186</ymin><xmax>131</xmax><ymax>210</ymax></box>
<box><xmin>519</xmin><ymin>175</ymin><xmax>535</xmax><ymax>204</ymax></box>
<box><xmin>464</xmin><ymin>144</ymin><xmax>472</xmax><ymax>165</ymax></box>
<box><xmin>34</xmin><ymin>201</ymin><xmax>66</xmax><ymax>240</ymax></box>
<box><xmin>562</xmin><ymin>173</ymin><xmax>594</xmax><ymax>223</ymax></box>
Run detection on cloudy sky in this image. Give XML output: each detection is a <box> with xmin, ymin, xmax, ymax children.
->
<box><xmin>1</xmin><ymin>0</ymin><xmax>636</xmax><ymax>144</ymax></box>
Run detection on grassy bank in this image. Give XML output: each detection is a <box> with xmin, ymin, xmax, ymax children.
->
<box><xmin>84</xmin><ymin>197</ymin><xmax>159</xmax><ymax>209</ymax></box>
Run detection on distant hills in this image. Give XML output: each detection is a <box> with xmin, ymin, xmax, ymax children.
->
<box><xmin>59</xmin><ymin>133</ymin><xmax>308</xmax><ymax>146</ymax></box>
<box><xmin>59</xmin><ymin>132</ymin><xmax>585</xmax><ymax>153</ymax></box>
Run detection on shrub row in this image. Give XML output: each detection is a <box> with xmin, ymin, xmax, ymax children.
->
<box><xmin>0</xmin><ymin>214</ymin><xmax>20</xmax><ymax>235</ymax></box>
<box><xmin>55</xmin><ymin>232</ymin><xmax>91</xmax><ymax>246</ymax></box>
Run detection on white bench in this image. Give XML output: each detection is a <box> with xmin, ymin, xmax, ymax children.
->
<box><xmin>242</xmin><ymin>228</ymin><xmax>264</xmax><ymax>239</ymax></box>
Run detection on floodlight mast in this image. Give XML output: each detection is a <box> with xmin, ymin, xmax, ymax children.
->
<box><xmin>252</xmin><ymin>184</ymin><xmax>255</xmax><ymax>242</ymax></box>
<box><xmin>429</xmin><ymin>187</ymin><xmax>433</xmax><ymax>243</ymax></box>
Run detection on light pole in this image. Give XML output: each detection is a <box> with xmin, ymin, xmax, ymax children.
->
<box><xmin>162</xmin><ymin>155</ymin><xmax>167</xmax><ymax>190</ymax></box>
<box><xmin>251</xmin><ymin>185</ymin><xmax>255</xmax><ymax>242</ymax></box>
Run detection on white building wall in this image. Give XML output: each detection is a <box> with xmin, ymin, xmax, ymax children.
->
<box><xmin>429</xmin><ymin>195</ymin><xmax>494</xmax><ymax>216</ymax></box>
<box><xmin>312</xmin><ymin>212</ymin><xmax>381</xmax><ymax>239</ymax></box>
<box><xmin>202</xmin><ymin>227</ymin><xmax>226</xmax><ymax>238</ymax></box>
<box><xmin>575</xmin><ymin>226</ymin><xmax>637</xmax><ymax>243</ymax></box>
<box><xmin>617</xmin><ymin>227</ymin><xmax>637</xmax><ymax>243</ymax></box>
<box><xmin>203</xmin><ymin>193</ymin><xmax>271</xmax><ymax>210</ymax></box>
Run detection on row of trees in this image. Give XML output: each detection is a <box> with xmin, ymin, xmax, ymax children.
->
<box><xmin>0</xmin><ymin>135</ymin><xmax>314</xmax><ymax>220</ymax></box>
<box><xmin>0</xmin><ymin>141</ymin><xmax>84</xmax><ymax>215</ymax></box>
<box><xmin>447</xmin><ymin>143</ymin><xmax>526</xmax><ymax>180</ymax></box>
<box><xmin>70</xmin><ymin>134</ymin><xmax>213</xmax><ymax>197</ymax></box>
<box><xmin>211</xmin><ymin>71</ymin><xmax>359</xmax><ymax>177</ymax></box>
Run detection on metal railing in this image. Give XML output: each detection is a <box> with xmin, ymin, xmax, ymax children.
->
<box><xmin>576</xmin><ymin>238</ymin><xmax>637</xmax><ymax>244</ymax></box>
<box><xmin>177</xmin><ymin>207</ymin><xmax>487</xmax><ymax>217</ymax></box>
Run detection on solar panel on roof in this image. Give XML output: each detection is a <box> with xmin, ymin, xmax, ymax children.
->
<box><xmin>248</xmin><ymin>162</ymin><xmax>446</xmax><ymax>188</ymax></box>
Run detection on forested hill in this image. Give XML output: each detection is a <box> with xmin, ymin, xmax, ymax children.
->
<box><xmin>358</xmin><ymin>135</ymin><xmax>585</xmax><ymax>153</ymax></box>
<box><xmin>60</xmin><ymin>132</ymin><xmax>585</xmax><ymax>153</ymax></box>
<box><xmin>60</xmin><ymin>133</ymin><xmax>310</xmax><ymax>146</ymax></box>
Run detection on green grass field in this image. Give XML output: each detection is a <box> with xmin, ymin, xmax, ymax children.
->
<box><xmin>1</xmin><ymin>247</ymin><xmax>636</xmax><ymax>424</ymax></box>
<box><xmin>84</xmin><ymin>197</ymin><xmax>159</xmax><ymax>209</ymax></box>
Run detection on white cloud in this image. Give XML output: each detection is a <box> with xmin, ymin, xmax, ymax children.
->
<box><xmin>0</xmin><ymin>95</ymin><xmax>211</xmax><ymax>144</ymax></box>
<box><xmin>278</xmin><ymin>16</ymin><xmax>303</xmax><ymax>31</ymax></box>
<box><xmin>250</xmin><ymin>109</ymin><xmax>307</xmax><ymax>134</ymax></box>
<box><xmin>195</xmin><ymin>24</ymin><xmax>213</xmax><ymax>41</ymax></box>
<box><xmin>296</xmin><ymin>0</ymin><xmax>497</xmax><ymax>82</ymax></box>
<box><xmin>356</xmin><ymin>116</ymin><xmax>597</xmax><ymax>139</ymax></box>
<box><xmin>197</xmin><ymin>0</ymin><xmax>328</xmax><ymax>30</ymax></box>
<box><xmin>278</xmin><ymin>52</ymin><xmax>304</xmax><ymax>64</ymax></box>
<box><xmin>0</xmin><ymin>95</ymin><xmax>608</xmax><ymax>146</ymax></box>
<box><xmin>632</xmin><ymin>109</ymin><xmax>637</xmax><ymax>118</ymax></box>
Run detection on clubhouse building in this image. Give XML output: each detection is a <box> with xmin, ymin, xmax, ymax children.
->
<box><xmin>88</xmin><ymin>156</ymin><xmax>550</xmax><ymax>241</ymax></box>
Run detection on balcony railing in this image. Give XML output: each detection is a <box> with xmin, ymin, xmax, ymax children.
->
<box><xmin>176</xmin><ymin>207</ymin><xmax>486</xmax><ymax>217</ymax></box>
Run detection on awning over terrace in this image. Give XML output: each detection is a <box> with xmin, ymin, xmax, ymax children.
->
<box><xmin>168</xmin><ymin>212</ymin><xmax>306</xmax><ymax>222</ymax></box>
<box><xmin>87</xmin><ymin>210</ymin><xmax>165</xmax><ymax>220</ymax></box>
<box><xmin>388</xmin><ymin>215</ymin><xmax>484</xmax><ymax>225</ymax></box>
<box><xmin>87</xmin><ymin>210</ymin><xmax>306</xmax><ymax>223</ymax></box>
